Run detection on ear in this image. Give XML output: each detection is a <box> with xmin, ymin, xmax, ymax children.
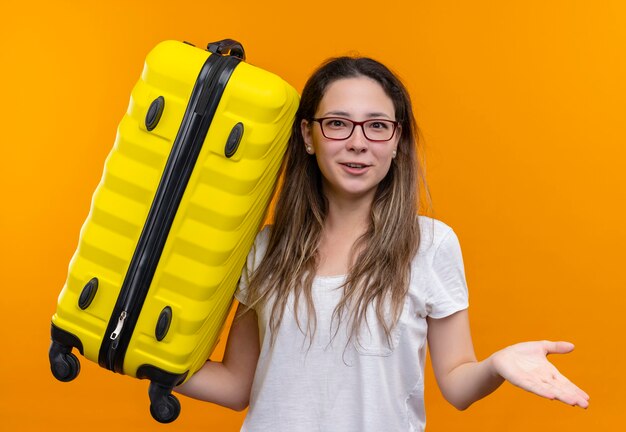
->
<box><xmin>301</xmin><ymin>119</ymin><xmax>314</xmax><ymax>153</ymax></box>
<box><xmin>393</xmin><ymin>124</ymin><xmax>402</xmax><ymax>157</ymax></box>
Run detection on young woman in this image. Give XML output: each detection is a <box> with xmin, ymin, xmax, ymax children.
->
<box><xmin>176</xmin><ymin>57</ymin><xmax>589</xmax><ymax>431</ymax></box>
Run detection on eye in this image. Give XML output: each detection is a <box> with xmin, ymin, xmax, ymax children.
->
<box><xmin>324</xmin><ymin>118</ymin><xmax>349</xmax><ymax>129</ymax></box>
<box><xmin>368</xmin><ymin>120</ymin><xmax>390</xmax><ymax>130</ymax></box>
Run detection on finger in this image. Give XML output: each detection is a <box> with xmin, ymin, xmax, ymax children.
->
<box><xmin>553</xmin><ymin>372</ymin><xmax>590</xmax><ymax>398</ymax></box>
<box><xmin>554</xmin><ymin>373</ymin><xmax>590</xmax><ymax>401</ymax></box>
<box><xmin>573</xmin><ymin>388</ymin><xmax>590</xmax><ymax>408</ymax></box>
<box><xmin>544</xmin><ymin>372</ymin><xmax>590</xmax><ymax>408</ymax></box>
<box><xmin>543</xmin><ymin>340</ymin><xmax>575</xmax><ymax>355</ymax></box>
<box><xmin>553</xmin><ymin>386</ymin><xmax>590</xmax><ymax>408</ymax></box>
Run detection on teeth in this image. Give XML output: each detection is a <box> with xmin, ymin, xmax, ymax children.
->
<box><xmin>346</xmin><ymin>163</ymin><xmax>365</xmax><ymax>168</ymax></box>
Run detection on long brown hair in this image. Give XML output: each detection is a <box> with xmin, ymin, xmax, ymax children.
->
<box><xmin>242</xmin><ymin>57</ymin><xmax>427</xmax><ymax>347</ymax></box>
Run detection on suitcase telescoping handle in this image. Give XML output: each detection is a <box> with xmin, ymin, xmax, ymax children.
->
<box><xmin>207</xmin><ymin>39</ymin><xmax>245</xmax><ymax>61</ymax></box>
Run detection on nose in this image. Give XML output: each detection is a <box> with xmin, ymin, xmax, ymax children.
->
<box><xmin>346</xmin><ymin>124</ymin><xmax>368</xmax><ymax>153</ymax></box>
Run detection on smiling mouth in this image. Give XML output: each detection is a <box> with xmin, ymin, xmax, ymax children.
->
<box><xmin>342</xmin><ymin>163</ymin><xmax>370</xmax><ymax>168</ymax></box>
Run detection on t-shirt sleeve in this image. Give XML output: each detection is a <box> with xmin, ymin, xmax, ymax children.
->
<box><xmin>234</xmin><ymin>226</ymin><xmax>271</xmax><ymax>306</ymax></box>
<box><xmin>425</xmin><ymin>228</ymin><xmax>469</xmax><ymax>318</ymax></box>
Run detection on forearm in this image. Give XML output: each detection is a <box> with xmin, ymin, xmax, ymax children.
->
<box><xmin>437</xmin><ymin>355</ymin><xmax>504</xmax><ymax>410</ymax></box>
<box><xmin>428</xmin><ymin>313</ymin><xmax>589</xmax><ymax>410</ymax></box>
<box><xmin>175</xmin><ymin>360</ymin><xmax>251</xmax><ymax>411</ymax></box>
<box><xmin>174</xmin><ymin>304</ymin><xmax>260</xmax><ymax>411</ymax></box>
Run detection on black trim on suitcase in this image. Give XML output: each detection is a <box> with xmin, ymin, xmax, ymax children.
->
<box><xmin>136</xmin><ymin>364</ymin><xmax>189</xmax><ymax>388</ymax></box>
<box><xmin>97</xmin><ymin>51</ymin><xmax>243</xmax><ymax>374</ymax></box>
<box><xmin>49</xmin><ymin>324</ymin><xmax>83</xmax><ymax>382</ymax></box>
<box><xmin>51</xmin><ymin>323</ymin><xmax>84</xmax><ymax>355</ymax></box>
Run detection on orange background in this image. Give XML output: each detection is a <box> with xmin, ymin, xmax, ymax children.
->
<box><xmin>1</xmin><ymin>0</ymin><xmax>623</xmax><ymax>430</ymax></box>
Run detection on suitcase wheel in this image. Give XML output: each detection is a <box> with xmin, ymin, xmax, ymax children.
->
<box><xmin>49</xmin><ymin>342</ymin><xmax>81</xmax><ymax>382</ymax></box>
<box><xmin>148</xmin><ymin>382</ymin><xmax>181</xmax><ymax>423</ymax></box>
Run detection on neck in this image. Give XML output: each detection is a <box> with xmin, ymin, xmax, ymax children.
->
<box><xmin>315</xmin><ymin>191</ymin><xmax>373</xmax><ymax>277</ymax></box>
<box><xmin>322</xmin><ymin>189</ymin><xmax>374</xmax><ymax>238</ymax></box>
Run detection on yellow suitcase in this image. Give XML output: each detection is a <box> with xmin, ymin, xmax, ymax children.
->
<box><xmin>49</xmin><ymin>39</ymin><xmax>298</xmax><ymax>422</ymax></box>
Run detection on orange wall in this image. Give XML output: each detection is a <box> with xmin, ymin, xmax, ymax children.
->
<box><xmin>1</xmin><ymin>0</ymin><xmax>623</xmax><ymax>430</ymax></box>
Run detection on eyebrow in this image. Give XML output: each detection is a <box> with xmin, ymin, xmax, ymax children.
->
<box><xmin>321</xmin><ymin>110</ymin><xmax>393</xmax><ymax>119</ymax></box>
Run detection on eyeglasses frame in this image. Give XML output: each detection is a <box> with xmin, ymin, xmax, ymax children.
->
<box><xmin>310</xmin><ymin>117</ymin><xmax>400</xmax><ymax>142</ymax></box>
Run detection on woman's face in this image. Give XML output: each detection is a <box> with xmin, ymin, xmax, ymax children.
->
<box><xmin>302</xmin><ymin>76</ymin><xmax>400</xmax><ymax>203</ymax></box>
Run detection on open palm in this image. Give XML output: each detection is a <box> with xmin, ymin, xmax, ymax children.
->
<box><xmin>491</xmin><ymin>341</ymin><xmax>589</xmax><ymax>408</ymax></box>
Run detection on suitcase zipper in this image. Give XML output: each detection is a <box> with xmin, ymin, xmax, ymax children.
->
<box><xmin>109</xmin><ymin>311</ymin><xmax>127</xmax><ymax>348</ymax></box>
<box><xmin>98</xmin><ymin>51</ymin><xmax>242</xmax><ymax>373</ymax></box>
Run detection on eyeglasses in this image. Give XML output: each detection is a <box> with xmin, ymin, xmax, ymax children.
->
<box><xmin>311</xmin><ymin>117</ymin><xmax>399</xmax><ymax>142</ymax></box>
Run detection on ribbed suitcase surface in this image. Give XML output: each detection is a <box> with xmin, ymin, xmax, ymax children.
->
<box><xmin>50</xmin><ymin>39</ymin><xmax>298</xmax><ymax>422</ymax></box>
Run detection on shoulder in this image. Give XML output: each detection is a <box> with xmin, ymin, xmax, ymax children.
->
<box><xmin>240</xmin><ymin>225</ymin><xmax>273</xmax><ymax>276</ymax></box>
<box><xmin>248</xmin><ymin>224</ymin><xmax>272</xmax><ymax>264</ymax></box>
<box><xmin>236</xmin><ymin>225</ymin><xmax>273</xmax><ymax>302</ymax></box>
<box><xmin>416</xmin><ymin>215</ymin><xmax>457</xmax><ymax>255</ymax></box>
<box><xmin>412</xmin><ymin>216</ymin><xmax>464</xmax><ymax>274</ymax></box>
<box><xmin>256</xmin><ymin>224</ymin><xmax>272</xmax><ymax>245</ymax></box>
<box><xmin>411</xmin><ymin>216</ymin><xmax>469</xmax><ymax>317</ymax></box>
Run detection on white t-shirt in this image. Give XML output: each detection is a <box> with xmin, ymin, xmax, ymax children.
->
<box><xmin>235</xmin><ymin>216</ymin><xmax>469</xmax><ymax>432</ymax></box>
